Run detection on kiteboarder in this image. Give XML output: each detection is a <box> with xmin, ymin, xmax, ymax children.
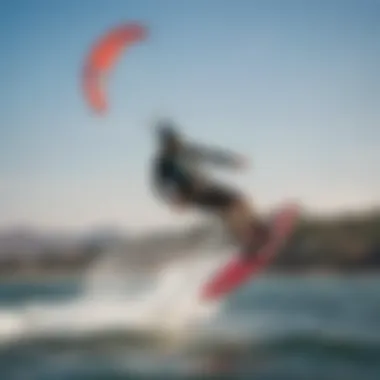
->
<box><xmin>150</xmin><ymin>119</ymin><xmax>269</xmax><ymax>257</ymax></box>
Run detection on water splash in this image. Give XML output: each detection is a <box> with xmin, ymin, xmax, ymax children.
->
<box><xmin>0</xmin><ymin>238</ymin><xmax>232</xmax><ymax>346</ymax></box>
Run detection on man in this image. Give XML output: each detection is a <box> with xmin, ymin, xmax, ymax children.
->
<box><xmin>150</xmin><ymin>119</ymin><xmax>269</xmax><ymax>257</ymax></box>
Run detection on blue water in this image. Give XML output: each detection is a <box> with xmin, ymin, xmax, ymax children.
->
<box><xmin>1</xmin><ymin>274</ymin><xmax>380</xmax><ymax>380</ymax></box>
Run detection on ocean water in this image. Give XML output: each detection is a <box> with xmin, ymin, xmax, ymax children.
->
<box><xmin>0</xmin><ymin>258</ymin><xmax>380</xmax><ymax>380</ymax></box>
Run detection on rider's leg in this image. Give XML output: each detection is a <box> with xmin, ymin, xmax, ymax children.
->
<box><xmin>191</xmin><ymin>184</ymin><xmax>269</xmax><ymax>251</ymax></box>
<box><xmin>222</xmin><ymin>196</ymin><xmax>269</xmax><ymax>252</ymax></box>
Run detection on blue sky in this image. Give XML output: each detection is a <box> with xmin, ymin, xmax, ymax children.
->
<box><xmin>1</xmin><ymin>0</ymin><xmax>380</xmax><ymax>231</ymax></box>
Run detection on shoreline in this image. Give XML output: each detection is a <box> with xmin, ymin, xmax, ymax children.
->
<box><xmin>0</xmin><ymin>268</ymin><xmax>379</xmax><ymax>284</ymax></box>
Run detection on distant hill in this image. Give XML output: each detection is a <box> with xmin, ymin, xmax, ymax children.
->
<box><xmin>0</xmin><ymin>209</ymin><xmax>379</xmax><ymax>277</ymax></box>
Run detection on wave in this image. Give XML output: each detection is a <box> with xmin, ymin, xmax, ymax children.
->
<box><xmin>1</xmin><ymin>294</ymin><xmax>380</xmax><ymax>357</ymax></box>
<box><xmin>0</xmin><ymin>245</ymin><xmax>232</xmax><ymax>349</ymax></box>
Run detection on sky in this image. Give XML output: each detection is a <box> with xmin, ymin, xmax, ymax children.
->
<box><xmin>1</xmin><ymin>0</ymin><xmax>380</xmax><ymax>231</ymax></box>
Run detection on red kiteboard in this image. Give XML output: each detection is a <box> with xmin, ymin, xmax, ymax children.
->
<box><xmin>200</xmin><ymin>203</ymin><xmax>300</xmax><ymax>301</ymax></box>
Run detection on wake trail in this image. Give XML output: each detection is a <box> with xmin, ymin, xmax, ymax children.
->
<box><xmin>0</xmin><ymin>244</ymin><xmax>232</xmax><ymax>346</ymax></box>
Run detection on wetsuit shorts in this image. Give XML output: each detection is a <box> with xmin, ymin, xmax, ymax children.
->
<box><xmin>155</xmin><ymin>155</ymin><xmax>239</xmax><ymax>212</ymax></box>
<box><xmin>191</xmin><ymin>183</ymin><xmax>239</xmax><ymax>212</ymax></box>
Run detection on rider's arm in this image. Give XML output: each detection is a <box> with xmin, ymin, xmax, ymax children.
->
<box><xmin>184</xmin><ymin>142</ymin><xmax>246</xmax><ymax>169</ymax></box>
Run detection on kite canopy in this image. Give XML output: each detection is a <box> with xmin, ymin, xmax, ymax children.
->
<box><xmin>83</xmin><ymin>23</ymin><xmax>147</xmax><ymax>114</ymax></box>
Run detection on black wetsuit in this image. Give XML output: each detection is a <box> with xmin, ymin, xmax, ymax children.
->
<box><xmin>152</xmin><ymin>140</ymin><xmax>270</xmax><ymax>255</ymax></box>
<box><xmin>152</xmin><ymin>142</ymin><xmax>241</xmax><ymax>212</ymax></box>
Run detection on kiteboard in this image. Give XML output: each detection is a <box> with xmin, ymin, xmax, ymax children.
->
<box><xmin>200</xmin><ymin>203</ymin><xmax>300</xmax><ymax>301</ymax></box>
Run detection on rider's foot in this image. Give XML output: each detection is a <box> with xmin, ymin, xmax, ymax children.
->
<box><xmin>241</xmin><ymin>222</ymin><xmax>270</xmax><ymax>260</ymax></box>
